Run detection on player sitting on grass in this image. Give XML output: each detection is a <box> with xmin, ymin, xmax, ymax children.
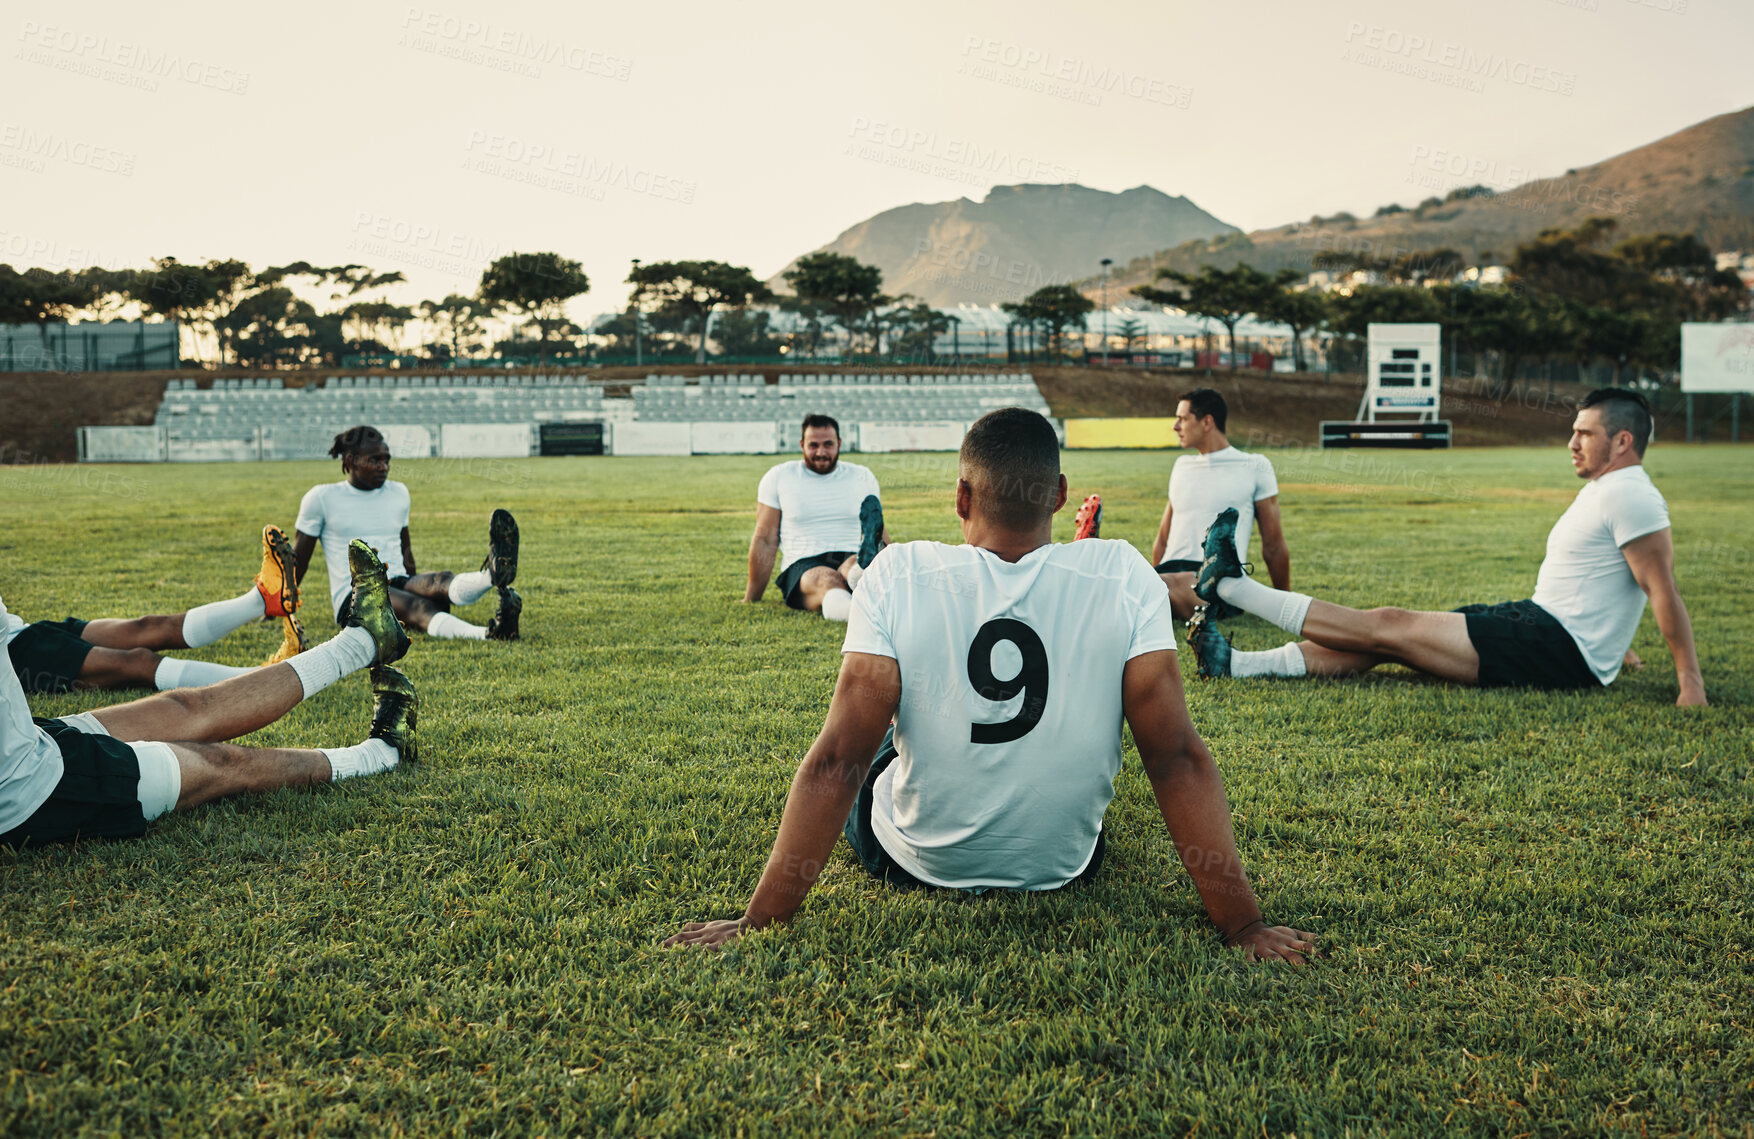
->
<box><xmin>1</xmin><ymin>541</ymin><xmax>417</xmax><ymax>849</ymax></box>
<box><xmin>7</xmin><ymin>525</ymin><xmax>308</xmax><ymax>695</ymax></box>
<box><xmin>1187</xmin><ymin>388</ymin><xmax>1706</xmax><ymax>706</ymax></box>
<box><xmin>743</xmin><ymin>414</ymin><xmax>889</xmax><ymax>622</ymax></box>
<box><xmin>669</xmin><ymin>408</ymin><xmax>1316</xmax><ymax>963</ymax></box>
<box><xmin>1150</xmin><ymin>388</ymin><xmax>1289</xmax><ymax>621</ymax></box>
<box><xmin>292</xmin><ymin>426</ymin><xmax>521</xmax><ymax>641</ymax></box>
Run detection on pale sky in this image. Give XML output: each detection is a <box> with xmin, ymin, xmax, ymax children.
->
<box><xmin>4</xmin><ymin>0</ymin><xmax>1750</xmax><ymax>323</ymax></box>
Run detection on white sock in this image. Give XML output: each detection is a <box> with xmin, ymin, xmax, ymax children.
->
<box><xmin>1230</xmin><ymin>642</ymin><xmax>1309</xmax><ymax>679</ymax></box>
<box><xmin>1215</xmin><ymin>576</ymin><xmax>1314</xmax><ymax>635</ymax></box>
<box><xmin>322</xmin><ymin>738</ymin><xmax>398</xmax><ymax>780</ymax></box>
<box><xmin>152</xmin><ymin>656</ymin><xmax>258</xmax><ymax>690</ymax></box>
<box><xmin>181</xmin><ymin>588</ymin><xmax>267</xmax><ymax>647</ymax></box>
<box><xmin>283</xmin><ymin>625</ymin><xmax>375</xmax><ymax>698</ymax></box>
<box><xmin>821</xmin><ymin>588</ymin><xmax>853</xmax><ymax>622</ymax></box>
<box><xmin>843</xmin><ymin>564</ymin><xmax>865</xmax><ymax>590</ymax></box>
<box><xmin>447</xmin><ymin>570</ymin><xmax>493</xmax><ymax>606</ymax></box>
<box><xmin>428</xmin><ymin>611</ymin><xmax>488</xmax><ymax>640</ymax></box>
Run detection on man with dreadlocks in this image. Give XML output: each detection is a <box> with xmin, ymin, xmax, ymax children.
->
<box><xmin>291</xmin><ymin>426</ymin><xmax>522</xmax><ymax>641</ymax></box>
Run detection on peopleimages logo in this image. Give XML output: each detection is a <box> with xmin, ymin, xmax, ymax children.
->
<box><xmin>845</xmin><ymin>118</ymin><xmax>1080</xmax><ymax>184</ymax></box>
<box><xmin>15</xmin><ymin>20</ymin><xmax>251</xmax><ymax>94</ymax></box>
<box><xmin>1342</xmin><ymin>22</ymin><xmax>1577</xmax><ymax>95</ymax></box>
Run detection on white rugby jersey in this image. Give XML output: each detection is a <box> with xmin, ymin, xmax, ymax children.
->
<box><xmin>1162</xmin><ymin>446</ymin><xmax>1279</xmax><ymax>564</ymax></box>
<box><xmin>757</xmin><ymin>460</ymin><xmax>881</xmax><ymax>574</ymax></box>
<box><xmin>295</xmin><ymin>480</ymin><xmax>413</xmax><ymax>616</ymax></box>
<box><xmin>843</xmin><ymin>538</ymin><xmax>1176</xmax><ymax>890</ymax></box>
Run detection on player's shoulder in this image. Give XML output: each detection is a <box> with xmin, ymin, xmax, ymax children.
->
<box><xmin>762</xmin><ymin>459</ymin><xmax>804</xmax><ymax>480</ymax></box>
<box><xmin>1052</xmin><ymin>537</ymin><xmax>1152</xmax><ymax>573</ymax></box>
<box><xmin>386</xmin><ymin>479</ymin><xmax>411</xmax><ymax>496</ymax></box>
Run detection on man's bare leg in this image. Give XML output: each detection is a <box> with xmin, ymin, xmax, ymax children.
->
<box><xmin>1294</xmin><ymin>641</ymin><xmax>1388</xmax><ymax>678</ymax></box>
<box><xmin>80</xmin><ymin>615</ymin><xmax>191</xmax><ymax>650</ymax></box>
<box><xmin>795</xmin><ymin>565</ymin><xmax>854</xmax><ymax>621</ymax></box>
<box><xmin>1296</xmin><ymin>601</ymin><xmax>1479</xmax><ymax>684</ymax></box>
<box><xmin>1160</xmin><ymin>571</ymin><xmax>1200</xmax><ymax>622</ymax></box>
<box><xmin>167</xmin><ymin>739</ymin><xmax>335</xmax><ymax>807</ymax></box>
<box><xmin>90</xmin><ymin>661</ymin><xmax>311</xmax><ymax>743</ymax></box>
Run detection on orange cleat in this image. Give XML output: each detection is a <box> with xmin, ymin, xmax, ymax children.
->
<box><xmin>262</xmin><ymin>614</ymin><xmax>309</xmax><ymax>665</ymax></box>
<box><xmin>1073</xmin><ymin>494</ymin><xmax>1103</xmax><ymax>541</ymax></box>
<box><xmin>255</xmin><ymin>525</ymin><xmax>300</xmax><ymax>619</ymax></box>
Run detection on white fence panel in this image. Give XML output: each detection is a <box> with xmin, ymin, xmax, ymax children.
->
<box><xmin>690</xmin><ymin>421</ymin><xmax>781</xmax><ymax>454</ymax></box>
<box><xmin>856</xmin><ymin>421</ymin><xmax>968</xmax><ymax>453</ymax></box>
<box><xmin>610</xmin><ymin>421</ymin><xmax>691</xmax><ymax>456</ymax></box>
<box><xmin>382</xmin><ymin>424</ymin><xmax>437</xmax><ymax>458</ymax></box>
<box><xmin>440</xmin><ymin>423</ymin><xmax>530</xmax><ymax>459</ymax></box>
<box><xmin>79</xmin><ymin>426</ymin><xmax>165</xmax><ymax>462</ymax></box>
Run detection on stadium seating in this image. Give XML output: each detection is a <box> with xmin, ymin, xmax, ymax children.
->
<box><xmin>141</xmin><ymin>372</ymin><xmax>1052</xmax><ymax>459</ymax></box>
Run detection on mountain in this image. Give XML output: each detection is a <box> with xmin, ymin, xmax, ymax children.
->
<box><xmin>769</xmin><ymin>183</ymin><xmax>1239</xmax><ymax>306</ymax></box>
<box><xmin>1098</xmin><ymin>106</ymin><xmax>1754</xmax><ymax>296</ymax></box>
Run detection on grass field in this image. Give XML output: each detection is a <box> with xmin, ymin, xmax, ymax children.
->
<box><xmin>2</xmin><ymin>444</ymin><xmax>1751</xmax><ymax>1137</ymax></box>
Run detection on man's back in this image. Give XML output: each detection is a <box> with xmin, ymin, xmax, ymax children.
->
<box><xmin>844</xmin><ymin>538</ymin><xmax>1175</xmax><ymax>890</ymax></box>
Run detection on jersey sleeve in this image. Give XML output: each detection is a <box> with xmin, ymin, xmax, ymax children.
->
<box><xmin>294</xmin><ymin>486</ymin><xmax>325</xmax><ymax>537</ymax></box>
<box><xmin>1123</xmin><ymin>548</ymin><xmax>1177</xmax><ymax>660</ymax></box>
<box><xmin>756</xmin><ymin>465</ymin><xmax>782</xmax><ymax>510</ymax></box>
<box><xmin>1610</xmin><ymin>484</ymin><xmax>1670</xmax><ymax>547</ymax></box>
<box><xmin>1254</xmin><ymin>455</ymin><xmax>1280</xmax><ymax>501</ymax></box>
<box><xmin>842</xmin><ymin>553</ymin><xmax>897</xmax><ymax>660</ymax></box>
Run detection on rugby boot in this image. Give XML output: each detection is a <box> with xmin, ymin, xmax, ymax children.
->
<box><xmin>486</xmin><ymin>586</ymin><xmax>522</xmax><ymax>641</ymax></box>
<box><xmin>857</xmin><ymin>495</ymin><xmax>885</xmax><ymax>569</ymax></box>
<box><xmin>367</xmin><ymin>666</ymin><xmax>419</xmax><ymax>764</ymax></box>
<box><xmin>344</xmin><ymin>539</ymin><xmax>411</xmax><ymax>666</ymax></box>
<box><xmin>483</xmin><ymin>508</ymin><xmax>519</xmax><ymax>589</ymax></box>
<box><xmin>255</xmin><ymin>525</ymin><xmax>300</xmax><ymax>619</ymax></box>
<box><xmin>1187</xmin><ymin>605</ymin><xmax>1233</xmax><ymax>679</ymax></box>
<box><xmin>262</xmin><ymin>613</ymin><xmax>309</xmax><ymax>665</ymax></box>
<box><xmin>1073</xmin><ymin>494</ymin><xmax>1103</xmax><ymax>540</ymax></box>
<box><xmin>1192</xmin><ymin>507</ymin><xmax>1250</xmax><ymax>621</ymax></box>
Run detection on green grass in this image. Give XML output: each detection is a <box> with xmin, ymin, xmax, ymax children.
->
<box><xmin>2</xmin><ymin>445</ymin><xmax>1750</xmax><ymax>1137</ymax></box>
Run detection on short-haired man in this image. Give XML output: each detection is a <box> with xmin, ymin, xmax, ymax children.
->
<box><xmin>292</xmin><ymin>426</ymin><xmax>522</xmax><ymax>641</ymax></box>
<box><xmin>2</xmin><ymin>541</ymin><xmax>418</xmax><ymax>850</ymax></box>
<box><xmin>1151</xmin><ymin>388</ymin><xmax>1290</xmax><ymax>621</ymax></box>
<box><xmin>670</xmin><ymin>408</ymin><xmax>1316</xmax><ymax>962</ymax></box>
<box><xmin>8</xmin><ymin>525</ymin><xmax>308</xmax><ymax>694</ymax></box>
<box><xmin>744</xmin><ymin>414</ymin><xmax>889</xmax><ymax>622</ymax></box>
<box><xmin>1189</xmin><ymin>389</ymin><xmax>1706</xmax><ymax>706</ymax></box>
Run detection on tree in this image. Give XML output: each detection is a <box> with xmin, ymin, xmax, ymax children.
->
<box><xmin>418</xmin><ymin>294</ymin><xmax>485</xmax><ymax>360</ymax></box>
<box><xmin>340</xmin><ymin>301</ymin><xmax>414</xmax><ymax>353</ymax></box>
<box><xmin>1134</xmin><ymin>263</ymin><xmax>1279</xmax><ymax>369</ymax></box>
<box><xmin>889</xmin><ymin>301</ymin><xmax>952</xmax><ymax>362</ymax></box>
<box><xmin>1001</xmin><ymin>285</ymin><xmax>1094</xmax><ymax>358</ymax></box>
<box><xmin>628</xmin><ymin>260</ymin><xmax>772</xmax><ymax>363</ymax></box>
<box><xmin>0</xmin><ymin>267</ymin><xmax>101</xmax><ymax>355</ymax></box>
<box><xmin>1257</xmin><ymin>283</ymin><xmax>1329</xmax><ymax>372</ymax></box>
<box><xmin>478</xmin><ymin>252</ymin><xmax>590</xmax><ymax>344</ymax></box>
<box><xmin>218</xmin><ymin>286</ymin><xmax>323</xmax><ymax>367</ymax></box>
<box><xmin>781</xmin><ymin>252</ymin><xmax>884</xmax><ymax>355</ymax></box>
<box><xmin>714</xmin><ymin>307</ymin><xmax>784</xmax><ymax>357</ymax></box>
<box><xmin>1325</xmin><ymin>284</ymin><xmax>1444</xmax><ymax>340</ymax></box>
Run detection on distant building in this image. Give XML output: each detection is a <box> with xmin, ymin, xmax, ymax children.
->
<box><xmin>0</xmin><ymin>321</ymin><xmax>180</xmax><ymax>373</ymax></box>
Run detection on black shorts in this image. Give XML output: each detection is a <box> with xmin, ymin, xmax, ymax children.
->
<box><xmin>842</xmin><ymin>727</ymin><xmax>1106</xmax><ymax>890</ymax></box>
<box><xmin>1456</xmin><ymin>599</ymin><xmax>1600</xmax><ymax>690</ymax></box>
<box><xmin>334</xmin><ymin>575</ymin><xmax>435</xmax><ymax>624</ymax></box>
<box><xmin>1153</xmin><ymin>559</ymin><xmax>1201</xmax><ymax>575</ymax></box>
<box><xmin>776</xmin><ymin>552</ymin><xmax>854</xmax><ymax>610</ymax></box>
<box><xmin>0</xmin><ymin>718</ymin><xmax>149</xmax><ymax>848</ymax></box>
<box><xmin>8</xmin><ymin>618</ymin><xmax>94</xmax><ymax>694</ymax></box>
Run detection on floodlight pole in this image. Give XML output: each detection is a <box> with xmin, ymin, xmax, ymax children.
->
<box><xmin>1100</xmin><ymin>258</ymin><xmax>1112</xmax><ymax>364</ymax></box>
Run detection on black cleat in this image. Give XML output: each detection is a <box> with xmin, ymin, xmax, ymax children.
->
<box><xmin>486</xmin><ymin>586</ymin><xmax>521</xmax><ymax>641</ymax></box>
<box><xmin>484</xmin><ymin>508</ymin><xmax>519</xmax><ymax>589</ymax></box>
<box><xmin>345</xmin><ymin>540</ymin><xmax>411</xmax><ymax>667</ymax></box>
<box><xmin>368</xmin><ymin>666</ymin><xmax>419</xmax><ymax>763</ymax></box>
<box><xmin>1187</xmin><ymin>605</ymin><xmax>1233</xmax><ymax>679</ymax></box>
<box><xmin>858</xmin><ymin>495</ymin><xmax>885</xmax><ymax>569</ymax></box>
<box><xmin>1192</xmin><ymin>508</ymin><xmax>1250</xmax><ymax>622</ymax></box>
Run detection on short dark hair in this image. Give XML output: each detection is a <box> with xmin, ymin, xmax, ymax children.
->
<box><xmin>1580</xmin><ymin>388</ymin><xmax>1652</xmax><ymax>456</ymax></box>
<box><xmin>960</xmin><ymin>408</ymin><xmax>1061</xmax><ymax>530</ymax></box>
<box><xmin>1177</xmin><ymin>388</ymin><xmax>1227</xmax><ymax>433</ymax></box>
<box><xmin>800</xmin><ymin>414</ymin><xmax>840</xmax><ymax>439</ymax></box>
<box><xmin>330</xmin><ymin>425</ymin><xmax>385</xmax><ymax>460</ymax></box>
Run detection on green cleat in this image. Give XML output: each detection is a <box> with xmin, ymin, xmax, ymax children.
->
<box><xmin>345</xmin><ymin>539</ymin><xmax>411</xmax><ymax>666</ymax></box>
<box><xmin>857</xmin><ymin>495</ymin><xmax>885</xmax><ymax>570</ymax></box>
<box><xmin>368</xmin><ymin>666</ymin><xmax>419</xmax><ymax>763</ymax></box>
<box><xmin>486</xmin><ymin>586</ymin><xmax>521</xmax><ymax>641</ymax></box>
<box><xmin>1187</xmin><ymin>606</ymin><xmax>1233</xmax><ymax>679</ymax></box>
<box><xmin>1192</xmin><ymin>507</ymin><xmax>1250</xmax><ymax>621</ymax></box>
<box><xmin>484</xmin><ymin>508</ymin><xmax>519</xmax><ymax>589</ymax></box>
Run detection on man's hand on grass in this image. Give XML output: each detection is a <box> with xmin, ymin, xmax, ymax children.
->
<box><xmin>1227</xmin><ymin>924</ymin><xmax>1319</xmax><ymax>965</ymax></box>
<box><xmin>663</xmin><ymin>917</ymin><xmax>750</xmax><ymax>949</ymax></box>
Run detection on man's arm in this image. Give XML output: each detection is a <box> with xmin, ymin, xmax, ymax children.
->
<box><xmin>291</xmin><ymin>532</ymin><xmax>318</xmax><ymax>586</ymax></box>
<box><xmin>400</xmin><ymin>527</ymin><xmax>416</xmax><ymax>577</ymax></box>
<box><xmin>744</xmin><ymin>504</ymin><xmax>781</xmax><ymax>602</ymax></box>
<box><xmin>665</xmin><ymin>652</ymin><xmax>901</xmax><ymax>948</ymax></box>
<box><xmin>1622</xmin><ymin>528</ymin><xmax>1706</xmax><ymax>706</ymax></box>
<box><xmin>1255</xmin><ymin>496</ymin><xmax>1291</xmax><ymax>591</ymax></box>
<box><xmin>1122</xmin><ymin>648</ymin><xmax>1317</xmax><ymax>963</ymax></box>
<box><xmin>1150</xmin><ymin>501</ymin><xmax>1174</xmax><ymax>566</ymax></box>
